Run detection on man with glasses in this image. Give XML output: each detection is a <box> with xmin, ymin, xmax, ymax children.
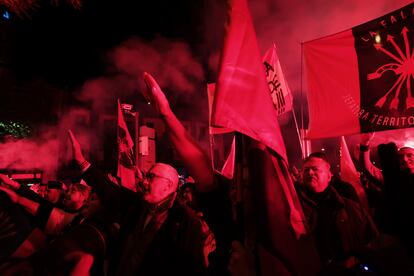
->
<box><xmin>68</xmin><ymin>131</ymin><xmax>206</xmax><ymax>275</ymax></box>
<box><xmin>141</xmin><ymin>165</ymin><xmax>178</xmax><ymax>205</ymax></box>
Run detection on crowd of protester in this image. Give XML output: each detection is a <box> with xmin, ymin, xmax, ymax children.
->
<box><xmin>1</xmin><ymin>73</ymin><xmax>414</xmax><ymax>275</ymax></box>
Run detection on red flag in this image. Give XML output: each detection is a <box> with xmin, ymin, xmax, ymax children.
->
<box><xmin>117</xmin><ymin>99</ymin><xmax>136</xmax><ymax>191</ymax></box>
<box><xmin>339</xmin><ymin>136</ymin><xmax>370</xmax><ymax>211</ymax></box>
<box><xmin>220</xmin><ymin>136</ymin><xmax>236</xmax><ymax>179</ymax></box>
<box><xmin>263</xmin><ymin>43</ymin><xmax>293</xmax><ymax>116</ymax></box>
<box><xmin>211</xmin><ymin>0</ymin><xmax>286</xmax><ymax>160</ymax></box>
<box><xmin>207</xmin><ymin>83</ymin><xmax>233</xmax><ymax>135</ymax></box>
<box><xmin>207</xmin><ymin>83</ymin><xmax>236</xmax><ymax>179</ymax></box>
<box><xmin>212</xmin><ymin>0</ymin><xmax>320</xmax><ymax>274</ymax></box>
<box><xmin>248</xmin><ymin>144</ymin><xmax>320</xmax><ymax>276</ymax></box>
<box><xmin>304</xmin><ymin>3</ymin><xmax>414</xmax><ymax>139</ymax></box>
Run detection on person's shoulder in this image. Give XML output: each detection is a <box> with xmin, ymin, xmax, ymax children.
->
<box><xmin>331</xmin><ymin>177</ymin><xmax>359</xmax><ymax>202</ymax></box>
<box><xmin>171</xmin><ymin>200</ymin><xmax>198</xmax><ymax>218</ymax></box>
<box><xmin>340</xmin><ymin>194</ymin><xmax>367</xmax><ymax>221</ymax></box>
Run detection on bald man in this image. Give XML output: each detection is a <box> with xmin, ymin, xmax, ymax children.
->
<box><xmin>141</xmin><ymin>163</ymin><xmax>179</xmax><ymax>205</ymax></box>
<box><xmin>68</xmin><ymin>130</ymin><xmax>206</xmax><ymax>275</ymax></box>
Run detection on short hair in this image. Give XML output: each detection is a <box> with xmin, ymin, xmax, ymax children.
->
<box><xmin>70</xmin><ymin>183</ymin><xmax>91</xmax><ymax>196</ymax></box>
<box><xmin>304</xmin><ymin>152</ymin><xmax>331</xmax><ymax>168</ymax></box>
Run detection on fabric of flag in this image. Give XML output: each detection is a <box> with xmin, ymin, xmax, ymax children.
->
<box><xmin>211</xmin><ymin>0</ymin><xmax>286</xmax><ymax>160</ymax></box>
<box><xmin>339</xmin><ymin>136</ymin><xmax>370</xmax><ymax>211</ymax></box>
<box><xmin>207</xmin><ymin>83</ymin><xmax>233</xmax><ymax>135</ymax></box>
<box><xmin>211</xmin><ymin>0</ymin><xmax>320</xmax><ymax>274</ymax></box>
<box><xmin>304</xmin><ymin>2</ymin><xmax>414</xmax><ymax>139</ymax></box>
<box><xmin>263</xmin><ymin>43</ymin><xmax>293</xmax><ymax>116</ymax></box>
<box><xmin>117</xmin><ymin>99</ymin><xmax>136</xmax><ymax>191</ymax></box>
<box><xmin>207</xmin><ymin>83</ymin><xmax>236</xmax><ymax>179</ymax></box>
<box><xmin>248</xmin><ymin>144</ymin><xmax>320</xmax><ymax>276</ymax></box>
<box><xmin>220</xmin><ymin>135</ymin><xmax>236</xmax><ymax>179</ymax></box>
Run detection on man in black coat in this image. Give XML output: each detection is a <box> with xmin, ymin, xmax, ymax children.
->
<box><xmin>298</xmin><ymin>152</ymin><xmax>378</xmax><ymax>272</ymax></box>
<box><xmin>69</xmin><ymin>130</ymin><xmax>206</xmax><ymax>276</ymax></box>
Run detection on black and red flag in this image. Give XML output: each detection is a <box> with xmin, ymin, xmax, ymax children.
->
<box><xmin>304</xmin><ymin>2</ymin><xmax>414</xmax><ymax>139</ymax></box>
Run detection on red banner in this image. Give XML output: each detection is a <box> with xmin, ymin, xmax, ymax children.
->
<box><xmin>304</xmin><ymin>3</ymin><xmax>414</xmax><ymax>139</ymax></box>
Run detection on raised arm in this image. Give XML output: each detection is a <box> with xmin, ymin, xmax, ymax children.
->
<box><xmin>0</xmin><ymin>185</ymin><xmax>82</xmax><ymax>236</ymax></box>
<box><xmin>0</xmin><ymin>186</ymin><xmax>40</xmax><ymax>215</ymax></box>
<box><xmin>143</xmin><ymin>72</ymin><xmax>215</xmax><ymax>192</ymax></box>
<box><xmin>0</xmin><ymin>173</ymin><xmax>49</xmax><ymax>204</ymax></box>
<box><xmin>68</xmin><ymin>130</ymin><xmax>135</xmax><ymax>209</ymax></box>
<box><xmin>68</xmin><ymin>130</ymin><xmax>88</xmax><ymax>169</ymax></box>
<box><xmin>0</xmin><ymin>173</ymin><xmax>21</xmax><ymax>190</ymax></box>
<box><xmin>359</xmin><ymin>132</ymin><xmax>384</xmax><ymax>184</ymax></box>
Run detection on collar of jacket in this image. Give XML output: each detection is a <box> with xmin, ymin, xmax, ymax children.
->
<box><xmin>144</xmin><ymin>192</ymin><xmax>176</xmax><ymax>214</ymax></box>
<box><xmin>300</xmin><ymin>185</ymin><xmax>345</xmax><ymax>210</ymax></box>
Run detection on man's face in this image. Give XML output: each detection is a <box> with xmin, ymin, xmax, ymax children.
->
<box><xmin>62</xmin><ymin>185</ymin><xmax>89</xmax><ymax>211</ymax></box>
<box><xmin>398</xmin><ymin>147</ymin><xmax>414</xmax><ymax>173</ymax></box>
<box><xmin>142</xmin><ymin>164</ymin><xmax>177</xmax><ymax>204</ymax></box>
<box><xmin>44</xmin><ymin>188</ymin><xmax>62</xmax><ymax>204</ymax></box>
<box><xmin>302</xmin><ymin>157</ymin><xmax>332</xmax><ymax>193</ymax></box>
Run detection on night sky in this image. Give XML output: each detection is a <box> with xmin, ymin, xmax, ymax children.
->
<box><xmin>5</xmin><ymin>0</ymin><xmax>212</xmax><ymax>86</ymax></box>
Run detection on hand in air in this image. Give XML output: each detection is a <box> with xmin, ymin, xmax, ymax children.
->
<box><xmin>360</xmin><ymin>132</ymin><xmax>375</xmax><ymax>147</ymax></box>
<box><xmin>142</xmin><ymin>72</ymin><xmax>171</xmax><ymax>117</ymax></box>
<box><xmin>68</xmin><ymin>130</ymin><xmax>86</xmax><ymax>164</ymax></box>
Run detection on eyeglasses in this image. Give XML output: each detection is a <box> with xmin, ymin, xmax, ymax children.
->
<box><xmin>144</xmin><ymin>172</ymin><xmax>172</xmax><ymax>183</ymax></box>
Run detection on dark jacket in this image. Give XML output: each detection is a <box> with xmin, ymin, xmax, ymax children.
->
<box><xmin>298</xmin><ymin>185</ymin><xmax>377</xmax><ymax>265</ymax></box>
<box><xmin>378</xmin><ymin>142</ymin><xmax>414</xmax><ymax>250</ymax></box>
<box><xmin>0</xmin><ymin>191</ymin><xmax>35</xmax><ymax>266</ymax></box>
<box><xmin>82</xmin><ymin>165</ymin><xmax>206</xmax><ymax>276</ymax></box>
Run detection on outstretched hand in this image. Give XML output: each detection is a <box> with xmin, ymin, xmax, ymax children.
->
<box><xmin>0</xmin><ymin>186</ymin><xmax>19</xmax><ymax>203</ymax></box>
<box><xmin>0</xmin><ymin>174</ymin><xmax>21</xmax><ymax>190</ymax></box>
<box><xmin>360</xmin><ymin>132</ymin><xmax>375</xmax><ymax>147</ymax></box>
<box><xmin>68</xmin><ymin>130</ymin><xmax>86</xmax><ymax>165</ymax></box>
<box><xmin>142</xmin><ymin>72</ymin><xmax>171</xmax><ymax>117</ymax></box>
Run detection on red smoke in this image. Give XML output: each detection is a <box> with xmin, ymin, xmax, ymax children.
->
<box><xmin>77</xmin><ymin>36</ymin><xmax>207</xmax><ymax>119</ymax></box>
<box><xmin>14</xmin><ymin>36</ymin><xmax>207</xmax><ymax>181</ymax></box>
<box><xmin>111</xmin><ymin>36</ymin><xmax>204</xmax><ymax>95</ymax></box>
<box><xmin>0</xmin><ymin>129</ymin><xmax>59</xmax><ymax>180</ymax></box>
<box><xmin>0</xmin><ymin>108</ymin><xmax>100</xmax><ymax>181</ymax></box>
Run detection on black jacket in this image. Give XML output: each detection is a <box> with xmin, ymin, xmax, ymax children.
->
<box><xmin>298</xmin><ymin>185</ymin><xmax>377</xmax><ymax>265</ymax></box>
<box><xmin>82</xmin><ymin>165</ymin><xmax>206</xmax><ymax>276</ymax></box>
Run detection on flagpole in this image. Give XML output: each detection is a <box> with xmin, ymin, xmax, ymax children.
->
<box><xmin>209</xmin><ymin>134</ymin><xmax>215</xmax><ymax>170</ymax></box>
<box><xmin>291</xmin><ymin>108</ymin><xmax>305</xmax><ymax>159</ymax></box>
<box><xmin>300</xmin><ymin>42</ymin><xmax>306</xmax><ymax>158</ymax></box>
